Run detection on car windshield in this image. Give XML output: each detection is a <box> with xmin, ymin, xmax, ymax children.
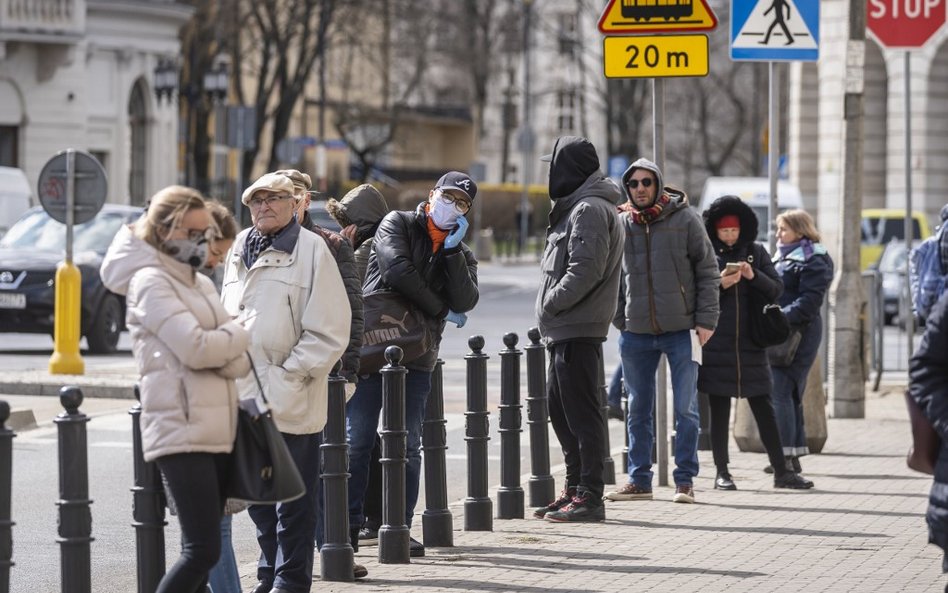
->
<box><xmin>0</xmin><ymin>210</ymin><xmax>129</xmax><ymax>253</ymax></box>
<box><xmin>861</xmin><ymin>217</ymin><xmax>922</xmax><ymax>245</ymax></box>
<box><xmin>878</xmin><ymin>242</ymin><xmax>910</xmax><ymax>273</ymax></box>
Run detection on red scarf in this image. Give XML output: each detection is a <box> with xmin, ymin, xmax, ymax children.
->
<box><xmin>424</xmin><ymin>203</ymin><xmax>449</xmax><ymax>252</ymax></box>
<box><xmin>629</xmin><ymin>193</ymin><xmax>671</xmax><ymax>225</ymax></box>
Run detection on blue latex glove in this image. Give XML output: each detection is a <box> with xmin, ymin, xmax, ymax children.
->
<box><xmin>444</xmin><ymin>215</ymin><xmax>469</xmax><ymax>249</ymax></box>
<box><xmin>445</xmin><ymin>310</ymin><xmax>467</xmax><ymax>328</ymax></box>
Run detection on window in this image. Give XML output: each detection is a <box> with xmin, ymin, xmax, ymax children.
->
<box><xmin>557</xmin><ymin>12</ymin><xmax>577</xmax><ymax>56</ymax></box>
<box><xmin>128</xmin><ymin>80</ymin><xmax>148</xmax><ymax>206</ymax></box>
<box><xmin>0</xmin><ymin>126</ymin><xmax>17</xmax><ymax>167</ymax></box>
<box><xmin>557</xmin><ymin>90</ymin><xmax>575</xmax><ymax>132</ymax></box>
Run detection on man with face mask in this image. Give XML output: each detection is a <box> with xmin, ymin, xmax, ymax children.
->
<box><xmin>532</xmin><ymin>136</ymin><xmax>624</xmax><ymax>523</ymax></box>
<box><xmin>603</xmin><ymin>158</ymin><xmax>719</xmax><ymax>506</ymax></box>
<box><xmin>220</xmin><ymin>171</ymin><xmax>350</xmax><ymax>593</ymax></box>
<box><xmin>346</xmin><ymin>171</ymin><xmax>479</xmax><ymax>558</ymax></box>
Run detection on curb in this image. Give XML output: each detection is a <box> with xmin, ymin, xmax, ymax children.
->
<box><xmin>0</xmin><ymin>381</ymin><xmax>135</xmax><ymax>399</ymax></box>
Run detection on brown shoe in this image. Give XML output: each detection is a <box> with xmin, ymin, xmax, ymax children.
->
<box><xmin>603</xmin><ymin>483</ymin><xmax>653</xmax><ymax>501</ymax></box>
<box><xmin>673</xmin><ymin>484</ymin><xmax>695</xmax><ymax>504</ymax></box>
<box><xmin>353</xmin><ymin>563</ymin><xmax>368</xmax><ymax>579</ymax></box>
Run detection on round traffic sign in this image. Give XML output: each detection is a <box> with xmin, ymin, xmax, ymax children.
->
<box><xmin>37</xmin><ymin>150</ymin><xmax>108</xmax><ymax>225</ymax></box>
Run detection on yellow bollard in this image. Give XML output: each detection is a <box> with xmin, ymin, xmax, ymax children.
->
<box><xmin>49</xmin><ymin>260</ymin><xmax>84</xmax><ymax>375</ymax></box>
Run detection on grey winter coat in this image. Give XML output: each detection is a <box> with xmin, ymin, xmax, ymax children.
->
<box><xmin>536</xmin><ymin>172</ymin><xmax>625</xmax><ymax>343</ymax></box>
<box><xmin>614</xmin><ymin>189</ymin><xmax>720</xmax><ymax>335</ymax></box>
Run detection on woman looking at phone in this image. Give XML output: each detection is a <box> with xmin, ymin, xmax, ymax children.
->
<box><xmin>699</xmin><ymin>196</ymin><xmax>812</xmax><ymax>490</ymax></box>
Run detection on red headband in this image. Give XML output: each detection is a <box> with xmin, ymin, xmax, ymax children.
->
<box><xmin>715</xmin><ymin>214</ymin><xmax>740</xmax><ymax>230</ymax></box>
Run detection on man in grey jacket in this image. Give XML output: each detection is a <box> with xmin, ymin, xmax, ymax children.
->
<box><xmin>533</xmin><ymin>136</ymin><xmax>624</xmax><ymax>523</ymax></box>
<box><xmin>604</xmin><ymin>158</ymin><xmax>719</xmax><ymax>505</ymax></box>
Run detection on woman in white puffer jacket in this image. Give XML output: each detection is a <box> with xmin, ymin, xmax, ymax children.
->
<box><xmin>101</xmin><ymin>185</ymin><xmax>250</xmax><ymax>593</ymax></box>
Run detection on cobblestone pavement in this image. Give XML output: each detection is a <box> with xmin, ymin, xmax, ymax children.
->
<box><xmin>258</xmin><ymin>384</ymin><xmax>944</xmax><ymax>593</ymax></box>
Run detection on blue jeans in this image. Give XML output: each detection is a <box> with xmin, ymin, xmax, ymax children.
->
<box><xmin>619</xmin><ymin>330</ymin><xmax>700</xmax><ymax>487</ymax></box>
<box><xmin>347</xmin><ymin>369</ymin><xmax>431</xmax><ymax>529</ymax></box>
<box><xmin>208</xmin><ymin>515</ymin><xmax>240</xmax><ymax>593</ymax></box>
<box><xmin>248</xmin><ymin>432</ymin><xmax>321</xmax><ymax>593</ymax></box>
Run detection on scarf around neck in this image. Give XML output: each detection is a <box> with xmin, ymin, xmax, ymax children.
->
<box><xmin>629</xmin><ymin>193</ymin><xmax>671</xmax><ymax>225</ymax></box>
<box><xmin>777</xmin><ymin>237</ymin><xmax>814</xmax><ymax>260</ymax></box>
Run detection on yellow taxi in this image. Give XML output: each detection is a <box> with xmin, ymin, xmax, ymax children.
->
<box><xmin>861</xmin><ymin>208</ymin><xmax>931</xmax><ymax>270</ymax></box>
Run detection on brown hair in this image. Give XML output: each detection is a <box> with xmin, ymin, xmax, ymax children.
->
<box><xmin>134</xmin><ymin>185</ymin><xmax>208</xmax><ymax>249</ymax></box>
<box><xmin>205</xmin><ymin>200</ymin><xmax>239</xmax><ymax>241</ymax></box>
<box><xmin>776</xmin><ymin>209</ymin><xmax>821</xmax><ymax>243</ymax></box>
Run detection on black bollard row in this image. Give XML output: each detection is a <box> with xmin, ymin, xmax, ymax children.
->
<box><xmin>525</xmin><ymin>328</ymin><xmax>554</xmax><ymax>508</ymax></box>
<box><xmin>422</xmin><ymin>359</ymin><xmax>453</xmax><ymax>547</ymax></box>
<box><xmin>130</xmin><ymin>384</ymin><xmax>166</xmax><ymax>593</ymax></box>
<box><xmin>0</xmin><ymin>401</ymin><xmax>14</xmax><ymax>593</ymax></box>
<box><xmin>599</xmin><ymin>359</ymin><xmax>616</xmax><ymax>485</ymax></box>
<box><xmin>496</xmin><ymin>333</ymin><xmax>524</xmax><ymax>519</ymax></box>
<box><xmin>56</xmin><ymin>386</ymin><xmax>93</xmax><ymax>593</ymax></box>
<box><xmin>378</xmin><ymin>346</ymin><xmax>410</xmax><ymax>564</ymax></box>
<box><xmin>320</xmin><ymin>365</ymin><xmax>354</xmax><ymax>581</ymax></box>
<box><xmin>464</xmin><ymin>336</ymin><xmax>492</xmax><ymax>531</ymax></box>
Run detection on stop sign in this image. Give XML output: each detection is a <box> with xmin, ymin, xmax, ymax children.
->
<box><xmin>868</xmin><ymin>0</ymin><xmax>947</xmax><ymax>49</ymax></box>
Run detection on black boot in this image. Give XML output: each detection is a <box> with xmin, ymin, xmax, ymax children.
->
<box><xmin>350</xmin><ymin>525</ymin><xmax>361</xmax><ymax>553</ymax></box>
<box><xmin>774</xmin><ymin>471</ymin><xmax>814</xmax><ymax>489</ymax></box>
<box><xmin>787</xmin><ymin>455</ymin><xmax>803</xmax><ymax>473</ymax></box>
<box><xmin>714</xmin><ymin>467</ymin><xmax>736</xmax><ymax>490</ymax></box>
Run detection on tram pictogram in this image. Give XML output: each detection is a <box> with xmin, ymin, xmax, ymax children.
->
<box><xmin>620</xmin><ymin>0</ymin><xmax>693</xmax><ymax>22</ymax></box>
<box><xmin>599</xmin><ymin>0</ymin><xmax>717</xmax><ymax>34</ymax></box>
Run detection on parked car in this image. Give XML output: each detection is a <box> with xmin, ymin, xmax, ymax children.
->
<box><xmin>307</xmin><ymin>199</ymin><xmax>341</xmax><ymax>232</ymax></box>
<box><xmin>876</xmin><ymin>239</ymin><xmax>919</xmax><ymax>326</ymax></box>
<box><xmin>0</xmin><ymin>204</ymin><xmax>142</xmax><ymax>353</ymax></box>
<box><xmin>861</xmin><ymin>208</ymin><xmax>930</xmax><ymax>271</ymax></box>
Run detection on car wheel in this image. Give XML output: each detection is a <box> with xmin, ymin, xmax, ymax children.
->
<box><xmin>86</xmin><ymin>294</ymin><xmax>122</xmax><ymax>354</ymax></box>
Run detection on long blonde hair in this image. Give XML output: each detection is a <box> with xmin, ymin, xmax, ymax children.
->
<box><xmin>776</xmin><ymin>209</ymin><xmax>821</xmax><ymax>243</ymax></box>
<box><xmin>135</xmin><ymin>185</ymin><xmax>209</xmax><ymax>249</ymax></box>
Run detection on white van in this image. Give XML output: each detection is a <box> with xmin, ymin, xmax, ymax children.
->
<box><xmin>0</xmin><ymin>166</ymin><xmax>32</xmax><ymax>238</ymax></box>
<box><xmin>698</xmin><ymin>176</ymin><xmax>804</xmax><ymax>242</ymax></box>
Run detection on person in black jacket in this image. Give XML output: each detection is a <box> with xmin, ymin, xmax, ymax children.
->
<box><xmin>532</xmin><ymin>136</ymin><xmax>624</xmax><ymax>523</ymax></box>
<box><xmin>909</xmin><ymin>292</ymin><xmax>948</xmax><ymax>574</ymax></box>
<box><xmin>346</xmin><ymin>171</ymin><xmax>479</xmax><ymax>557</ymax></box>
<box><xmin>699</xmin><ymin>196</ymin><xmax>812</xmax><ymax>491</ymax></box>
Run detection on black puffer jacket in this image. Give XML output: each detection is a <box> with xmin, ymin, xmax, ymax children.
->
<box><xmin>363</xmin><ymin>202</ymin><xmax>479</xmax><ymax>371</ymax></box>
<box><xmin>300</xmin><ymin>213</ymin><xmax>363</xmax><ymax>383</ymax></box>
<box><xmin>698</xmin><ymin>196</ymin><xmax>783</xmax><ymax>398</ymax></box>
<box><xmin>910</xmin><ymin>293</ymin><xmax>948</xmax><ymax>556</ymax></box>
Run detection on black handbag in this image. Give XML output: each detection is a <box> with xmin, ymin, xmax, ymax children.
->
<box><xmin>747</xmin><ymin>287</ymin><xmax>792</xmax><ymax>348</ymax></box>
<box><xmin>359</xmin><ymin>288</ymin><xmax>433</xmax><ymax>374</ymax></box>
<box><xmin>225</xmin><ymin>355</ymin><xmax>307</xmax><ymax>505</ymax></box>
<box><xmin>767</xmin><ymin>325</ymin><xmax>803</xmax><ymax>367</ymax></box>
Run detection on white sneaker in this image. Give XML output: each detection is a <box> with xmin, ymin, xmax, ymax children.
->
<box><xmin>602</xmin><ymin>483</ymin><xmax>653</xmax><ymax>501</ymax></box>
<box><xmin>672</xmin><ymin>484</ymin><xmax>695</xmax><ymax>504</ymax></box>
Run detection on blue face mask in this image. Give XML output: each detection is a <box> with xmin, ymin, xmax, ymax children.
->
<box><xmin>429</xmin><ymin>193</ymin><xmax>462</xmax><ymax>230</ymax></box>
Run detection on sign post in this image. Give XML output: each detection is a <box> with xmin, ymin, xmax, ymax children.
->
<box><xmin>867</xmin><ymin>0</ymin><xmax>947</xmax><ymax>356</ymax></box>
<box><xmin>37</xmin><ymin>149</ymin><xmax>108</xmax><ymax>375</ymax></box>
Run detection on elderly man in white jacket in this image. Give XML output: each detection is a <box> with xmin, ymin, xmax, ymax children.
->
<box><xmin>220</xmin><ymin>171</ymin><xmax>350</xmax><ymax>593</ymax></box>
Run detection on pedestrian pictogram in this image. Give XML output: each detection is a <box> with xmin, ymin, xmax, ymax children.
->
<box><xmin>730</xmin><ymin>0</ymin><xmax>819</xmax><ymax>61</ymax></box>
<box><xmin>598</xmin><ymin>0</ymin><xmax>718</xmax><ymax>34</ymax></box>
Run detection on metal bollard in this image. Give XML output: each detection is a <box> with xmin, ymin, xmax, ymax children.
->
<box><xmin>598</xmin><ymin>359</ymin><xmax>616</xmax><ymax>485</ymax></box>
<box><xmin>0</xmin><ymin>401</ymin><xmax>15</xmax><ymax>593</ymax></box>
<box><xmin>525</xmin><ymin>328</ymin><xmax>554</xmax><ymax>508</ymax></box>
<box><xmin>321</xmin><ymin>365</ymin><xmax>354</xmax><ymax>580</ymax></box>
<box><xmin>464</xmin><ymin>335</ymin><xmax>492</xmax><ymax>531</ymax></box>
<box><xmin>130</xmin><ymin>384</ymin><xmax>166</xmax><ymax>593</ymax></box>
<box><xmin>56</xmin><ymin>386</ymin><xmax>93</xmax><ymax>593</ymax></box>
<box><xmin>422</xmin><ymin>359</ymin><xmax>453</xmax><ymax>547</ymax></box>
<box><xmin>497</xmin><ymin>333</ymin><xmax>524</xmax><ymax>519</ymax></box>
<box><xmin>378</xmin><ymin>346</ymin><xmax>410</xmax><ymax>564</ymax></box>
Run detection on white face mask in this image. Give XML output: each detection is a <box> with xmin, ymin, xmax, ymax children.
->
<box><xmin>429</xmin><ymin>193</ymin><xmax>462</xmax><ymax>230</ymax></box>
<box><xmin>163</xmin><ymin>237</ymin><xmax>209</xmax><ymax>269</ymax></box>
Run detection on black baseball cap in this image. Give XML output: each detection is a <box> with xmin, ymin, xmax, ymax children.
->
<box><xmin>435</xmin><ymin>171</ymin><xmax>477</xmax><ymax>202</ymax></box>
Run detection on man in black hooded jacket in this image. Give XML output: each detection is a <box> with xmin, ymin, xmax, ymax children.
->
<box><xmin>533</xmin><ymin>136</ymin><xmax>625</xmax><ymax>522</ymax></box>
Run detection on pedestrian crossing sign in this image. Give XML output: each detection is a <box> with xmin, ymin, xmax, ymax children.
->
<box><xmin>730</xmin><ymin>0</ymin><xmax>819</xmax><ymax>61</ymax></box>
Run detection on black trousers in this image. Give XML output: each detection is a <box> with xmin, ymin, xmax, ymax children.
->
<box><xmin>547</xmin><ymin>340</ymin><xmax>605</xmax><ymax>499</ymax></box>
<box><xmin>362</xmin><ymin>434</ymin><xmax>383</xmax><ymax>530</ymax></box>
<box><xmin>708</xmin><ymin>394</ymin><xmax>786</xmax><ymax>474</ymax></box>
<box><xmin>155</xmin><ymin>452</ymin><xmax>228</xmax><ymax>593</ymax></box>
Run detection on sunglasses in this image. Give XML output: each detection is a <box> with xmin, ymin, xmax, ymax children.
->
<box><xmin>627</xmin><ymin>178</ymin><xmax>653</xmax><ymax>189</ymax></box>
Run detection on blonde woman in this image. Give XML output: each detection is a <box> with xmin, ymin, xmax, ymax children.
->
<box><xmin>101</xmin><ymin>186</ymin><xmax>250</xmax><ymax>593</ymax></box>
<box><xmin>769</xmin><ymin>209</ymin><xmax>834</xmax><ymax>484</ymax></box>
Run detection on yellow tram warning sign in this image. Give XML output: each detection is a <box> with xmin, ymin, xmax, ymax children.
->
<box><xmin>603</xmin><ymin>35</ymin><xmax>709</xmax><ymax>78</ymax></box>
<box><xmin>598</xmin><ymin>0</ymin><xmax>718</xmax><ymax>35</ymax></box>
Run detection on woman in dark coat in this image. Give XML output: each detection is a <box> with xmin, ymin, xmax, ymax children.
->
<box><xmin>700</xmin><ymin>196</ymin><xmax>812</xmax><ymax>490</ymax></box>
<box><xmin>771</xmin><ymin>208</ymin><xmax>834</xmax><ymax>480</ymax></box>
<box><xmin>909</xmin><ymin>292</ymin><xmax>948</xmax><ymax>573</ymax></box>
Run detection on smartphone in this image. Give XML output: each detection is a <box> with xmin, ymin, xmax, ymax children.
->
<box><xmin>723</xmin><ymin>262</ymin><xmax>741</xmax><ymax>275</ymax></box>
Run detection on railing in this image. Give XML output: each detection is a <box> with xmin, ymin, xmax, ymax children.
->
<box><xmin>0</xmin><ymin>0</ymin><xmax>84</xmax><ymax>39</ymax></box>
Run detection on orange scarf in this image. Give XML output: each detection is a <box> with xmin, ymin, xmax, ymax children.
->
<box><xmin>425</xmin><ymin>203</ymin><xmax>449</xmax><ymax>252</ymax></box>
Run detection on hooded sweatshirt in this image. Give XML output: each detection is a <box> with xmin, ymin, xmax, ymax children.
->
<box><xmin>327</xmin><ymin>184</ymin><xmax>390</xmax><ymax>282</ymax></box>
<box><xmin>100</xmin><ymin>224</ymin><xmax>250</xmax><ymax>462</ymax></box>
<box><xmin>613</xmin><ymin>159</ymin><xmax>720</xmax><ymax>334</ymax></box>
<box><xmin>535</xmin><ymin>136</ymin><xmax>625</xmax><ymax>342</ymax></box>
